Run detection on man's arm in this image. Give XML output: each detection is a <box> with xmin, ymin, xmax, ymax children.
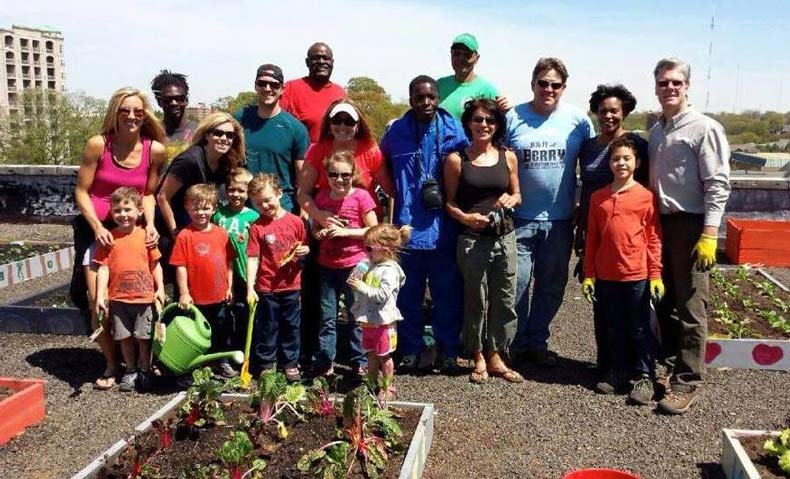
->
<box><xmin>697</xmin><ymin>122</ymin><xmax>731</xmax><ymax>232</ymax></box>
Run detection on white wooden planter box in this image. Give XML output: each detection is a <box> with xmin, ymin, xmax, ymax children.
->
<box><xmin>721</xmin><ymin>428</ymin><xmax>780</xmax><ymax>479</ymax></box>
<box><xmin>0</xmin><ymin>245</ymin><xmax>75</xmax><ymax>289</ymax></box>
<box><xmin>707</xmin><ymin>268</ymin><xmax>790</xmax><ymax>371</ymax></box>
<box><xmin>70</xmin><ymin>392</ymin><xmax>435</xmax><ymax>479</ymax></box>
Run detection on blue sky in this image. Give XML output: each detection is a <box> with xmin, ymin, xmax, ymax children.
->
<box><xmin>3</xmin><ymin>0</ymin><xmax>789</xmax><ymax>113</ymax></box>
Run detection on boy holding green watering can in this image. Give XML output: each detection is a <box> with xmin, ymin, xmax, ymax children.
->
<box><xmin>95</xmin><ymin>187</ymin><xmax>166</xmax><ymax>392</ymax></box>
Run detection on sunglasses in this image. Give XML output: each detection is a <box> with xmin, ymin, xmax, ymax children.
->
<box><xmin>536</xmin><ymin>79</ymin><xmax>564</xmax><ymax>90</ymax></box>
<box><xmin>161</xmin><ymin>94</ymin><xmax>187</xmax><ymax>104</ymax></box>
<box><xmin>327</xmin><ymin>171</ymin><xmax>352</xmax><ymax>180</ymax></box>
<box><xmin>657</xmin><ymin>79</ymin><xmax>685</xmax><ymax>88</ymax></box>
<box><xmin>210</xmin><ymin>129</ymin><xmax>236</xmax><ymax>141</ymax></box>
<box><xmin>330</xmin><ymin>116</ymin><xmax>357</xmax><ymax>127</ymax></box>
<box><xmin>256</xmin><ymin>79</ymin><xmax>281</xmax><ymax>90</ymax></box>
<box><xmin>118</xmin><ymin>107</ymin><xmax>145</xmax><ymax>119</ymax></box>
<box><xmin>471</xmin><ymin>115</ymin><xmax>497</xmax><ymax>125</ymax></box>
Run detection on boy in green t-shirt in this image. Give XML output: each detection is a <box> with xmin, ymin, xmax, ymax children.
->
<box><xmin>212</xmin><ymin>168</ymin><xmax>260</xmax><ymax>348</ymax></box>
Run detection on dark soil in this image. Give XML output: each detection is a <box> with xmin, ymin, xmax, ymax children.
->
<box><xmin>740</xmin><ymin>435</ymin><xmax>790</xmax><ymax>479</ymax></box>
<box><xmin>24</xmin><ymin>285</ymin><xmax>75</xmax><ymax>308</ymax></box>
<box><xmin>0</xmin><ymin>385</ymin><xmax>15</xmax><ymax>402</ymax></box>
<box><xmin>709</xmin><ymin>268</ymin><xmax>790</xmax><ymax>339</ymax></box>
<box><xmin>0</xmin><ymin>243</ymin><xmax>69</xmax><ymax>264</ymax></box>
<box><xmin>102</xmin><ymin>400</ymin><xmax>420</xmax><ymax>479</ymax></box>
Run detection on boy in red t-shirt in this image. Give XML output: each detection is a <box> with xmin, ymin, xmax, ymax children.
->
<box><xmin>582</xmin><ymin>137</ymin><xmax>664</xmax><ymax>406</ymax></box>
<box><xmin>95</xmin><ymin>187</ymin><xmax>165</xmax><ymax>392</ymax></box>
<box><xmin>246</xmin><ymin>173</ymin><xmax>309</xmax><ymax>381</ymax></box>
<box><xmin>170</xmin><ymin>184</ymin><xmax>236</xmax><ymax>377</ymax></box>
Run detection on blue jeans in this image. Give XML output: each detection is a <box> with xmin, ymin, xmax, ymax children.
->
<box><xmin>597</xmin><ymin>280</ymin><xmax>655</xmax><ymax>378</ymax></box>
<box><xmin>397</xmin><ymin>247</ymin><xmax>463</xmax><ymax>359</ymax></box>
<box><xmin>511</xmin><ymin>219</ymin><xmax>573</xmax><ymax>352</ymax></box>
<box><xmin>315</xmin><ymin>267</ymin><xmax>365</xmax><ymax>369</ymax></box>
<box><xmin>253</xmin><ymin>291</ymin><xmax>301</xmax><ymax>369</ymax></box>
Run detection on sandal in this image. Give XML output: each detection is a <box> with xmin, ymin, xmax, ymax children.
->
<box><xmin>469</xmin><ymin>368</ymin><xmax>489</xmax><ymax>384</ymax></box>
<box><xmin>488</xmin><ymin>367</ymin><xmax>524</xmax><ymax>383</ymax></box>
<box><xmin>94</xmin><ymin>372</ymin><xmax>116</xmax><ymax>390</ymax></box>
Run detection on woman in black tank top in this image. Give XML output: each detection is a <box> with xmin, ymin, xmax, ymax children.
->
<box><xmin>444</xmin><ymin>98</ymin><xmax>523</xmax><ymax>384</ymax></box>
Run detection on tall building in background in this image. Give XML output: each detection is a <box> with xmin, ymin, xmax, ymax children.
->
<box><xmin>1</xmin><ymin>25</ymin><xmax>65</xmax><ymax>116</ymax></box>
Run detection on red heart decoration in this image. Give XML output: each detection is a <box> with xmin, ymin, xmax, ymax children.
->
<box><xmin>752</xmin><ymin>344</ymin><xmax>784</xmax><ymax>366</ymax></box>
<box><xmin>705</xmin><ymin>342</ymin><xmax>722</xmax><ymax>364</ymax></box>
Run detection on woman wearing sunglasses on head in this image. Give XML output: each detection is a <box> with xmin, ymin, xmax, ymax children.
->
<box><xmin>444</xmin><ymin>98</ymin><xmax>523</xmax><ymax>384</ymax></box>
<box><xmin>297</xmin><ymin>99</ymin><xmax>393</xmax><ymax>227</ymax></box>
<box><xmin>156</xmin><ymin>112</ymin><xmax>246</xmax><ymax>238</ymax></box>
<box><xmin>73</xmin><ymin>87</ymin><xmax>166</xmax><ymax>390</ymax></box>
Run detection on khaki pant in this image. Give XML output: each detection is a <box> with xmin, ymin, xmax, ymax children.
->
<box><xmin>457</xmin><ymin>232</ymin><xmax>518</xmax><ymax>354</ymax></box>
<box><xmin>658</xmin><ymin>213</ymin><xmax>709</xmax><ymax>391</ymax></box>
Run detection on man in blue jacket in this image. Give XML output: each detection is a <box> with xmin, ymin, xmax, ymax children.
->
<box><xmin>379</xmin><ymin>75</ymin><xmax>469</xmax><ymax>373</ymax></box>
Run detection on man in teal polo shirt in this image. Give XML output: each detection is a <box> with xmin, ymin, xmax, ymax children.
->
<box><xmin>235</xmin><ymin>64</ymin><xmax>310</xmax><ymax>213</ymax></box>
<box><xmin>437</xmin><ymin>33</ymin><xmax>511</xmax><ymax>119</ymax></box>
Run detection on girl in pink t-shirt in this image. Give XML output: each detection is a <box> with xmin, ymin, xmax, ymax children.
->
<box><xmin>312</xmin><ymin>151</ymin><xmax>378</xmax><ymax>377</ymax></box>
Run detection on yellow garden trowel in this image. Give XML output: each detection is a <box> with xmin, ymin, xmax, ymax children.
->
<box><xmin>239</xmin><ymin>299</ymin><xmax>257</xmax><ymax>389</ymax></box>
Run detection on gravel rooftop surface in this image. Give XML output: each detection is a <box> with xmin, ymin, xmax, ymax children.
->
<box><xmin>0</xmin><ymin>223</ymin><xmax>788</xmax><ymax>479</ymax></box>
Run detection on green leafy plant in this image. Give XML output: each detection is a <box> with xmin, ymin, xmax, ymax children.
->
<box><xmin>218</xmin><ymin>431</ymin><xmax>266</xmax><ymax>479</ymax></box>
<box><xmin>759</xmin><ymin>310</ymin><xmax>790</xmax><ymax>335</ymax></box>
<box><xmin>307</xmin><ymin>376</ymin><xmax>336</xmax><ymax>417</ymax></box>
<box><xmin>771</xmin><ymin>296</ymin><xmax>789</xmax><ymax>313</ymax></box>
<box><xmin>756</xmin><ymin>280</ymin><xmax>778</xmax><ymax>299</ymax></box>
<box><xmin>741</xmin><ymin>297</ymin><xmax>756</xmax><ymax>309</ymax></box>
<box><xmin>763</xmin><ymin>428</ymin><xmax>790</xmax><ymax>474</ymax></box>
<box><xmin>734</xmin><ymin>265</ymin><xmax>751</xmax><ymax>282</ymax></box>
<box><xmin>251</xmin><ymin>370</ymin><xmax>306</xmax><ymax>439</ymax></box>
<box><xmin>180</xmin><ymin>367</ymin><xmax>236</xmax><ymax>427</ymax></box>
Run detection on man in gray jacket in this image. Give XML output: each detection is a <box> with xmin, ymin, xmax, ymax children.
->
<box><xmin>649</xmin><ymin>57</ymin><xmax>731</xmax><ymax>415</ymax></box>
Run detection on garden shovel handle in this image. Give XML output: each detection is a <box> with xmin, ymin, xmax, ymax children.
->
<box><xmin>87</xmin><ymin>310</ymin><xmax>105</xmax><ymax>343</ymax></box>
<box><xmin>240</xmin><ymin>299</ymin><xmax>257</xmax><ymax>389</ymax></box>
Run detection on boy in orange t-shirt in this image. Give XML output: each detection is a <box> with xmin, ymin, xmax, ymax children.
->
<box><xmin>95</xmin><ymin>187</ymin><xmax>165</xmax><ymax>392</ymax></box>
<box><xmin>169</xmin><ymin>184</ymin><xmax>236</xmax><ymax>377</ymax></box>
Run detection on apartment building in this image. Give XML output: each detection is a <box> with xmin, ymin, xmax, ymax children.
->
<box><xmin>1</xmin><ymin>25</ymin><xmax>66</xmax><ymax>116</ymax></box>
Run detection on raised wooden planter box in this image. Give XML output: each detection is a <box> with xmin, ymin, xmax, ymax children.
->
<box><xmin>726</xmin><ymin>219</ymin><xmax>790</xmax><ymax>267</ymax></box>
<box><xmin>721</xmin><ymin>428</ymin><xmax>781</xmax><ymax>479</ymax></box>
<box><xmin>0</xmin><ymin>378</ymin><xmax>47</xmax><ymax>445</ymax></box>
<box><xmin>70</xmin><ymin>392</ymin><xmax>435</xmax><ymax>479</ymax></box>
<box><xmin>0</xmin><ymin>281</ymin><xmax>90</xmax><ymax>335</ymax></box>
<box><xmin>0</xmin><ymin>245</ymin><xmax>75</xmax><ymax>289</ymax></box>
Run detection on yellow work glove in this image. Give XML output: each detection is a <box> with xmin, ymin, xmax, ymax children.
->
<box><xmin>649</xmin><ymin>278</ymin><xmax>665</xmax><ymax>302</ymax></box>
<box><xmin>693</xmin><ymin>234</ymin><xmax>718</xmax><ymax>272</ymax></box>
<box><xmin>581</xmin><ymin>277</ymin><xmax>596</xmax><ymax>304</ymax></box>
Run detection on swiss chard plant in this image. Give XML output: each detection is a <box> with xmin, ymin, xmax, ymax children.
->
<box><xmin>250</xmin><ymin>370</ymin><xmax>306</xmax><ymax>439</ymax></box>
<box><xmin>218</xmin><ymin>430</ymin><xmax>266</xmax><ymax>479</ymax></box>
<box><xmin>763</xmin><ymin>428</ymin><xmax>790</xmax><ymax>474</ymax></box>
<box><xmin>179</xmin><ymin>367</ymin><xmax>237</xmax><ymax>427</ymax></box>
<box><xmin>307</xmin><ymin>376</ymin><xmax>336</xmax><ymax>417</ymax></box>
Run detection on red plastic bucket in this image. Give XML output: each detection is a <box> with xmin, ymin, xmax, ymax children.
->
<box><xmin>562</xmin><ymin>469</ymin><xmax>641</xmax><ymax>479</ymax></box>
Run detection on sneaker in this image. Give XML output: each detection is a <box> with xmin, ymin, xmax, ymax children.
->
<box><xmin>628</xmin><ymin>376</ymin><xmax>655</xmax><ymax>406</ymax></box>
<box><xmin>216</xmin><ymin>361</ymin><xmax>238</xmax><ymax>379</ymax></box>
<box><xmin>399</xmin><ymin>354</ymin><xmax>419</xmax><ymax>372</ymax></box>
<box><xmin>438</xmin><ymin>356</ymin><xmax>462</xmax><ymax>375</ymax></box>
<box><xmin>137</xmin><ymin>370</ymin><xmax>152</xmax><ymax>392</ymax></box>
<box><xmin>284</xmin><ymin>367</ymin><xmax>302</xmax><ymax>383</ymax></box>
<box><xmin>519</xmin><ymin>349</ymin><xmax>559</xmax><ymax>368</ymax></box>
<box><xmin>658</xmin><ymin>388</ymin><xmax>699</xmax><ymax>415</ymax></box>
<box><xmin>595</xmin><ymin>370</ymin><xmax>625</xmax><ymax>395</ymax></box>
<box><xmin>119</xmin><ymin>371</ymin><xmax>138</xmax><ymax>392</ymax></box>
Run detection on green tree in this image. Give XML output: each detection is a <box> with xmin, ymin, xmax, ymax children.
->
<box><xmin>215</xmin><ymin>91</ymin><xmax>256</xmax><ymax>115</ymax></box>
<box><xmin>346</xmin><ymin>77</ymin><xmax>408</xmax><ymax>140</ymax></box>
<box><xmin>0</xmin><ymin>89</ymin><xmax>106</xmax><ymax>165</ymax></box>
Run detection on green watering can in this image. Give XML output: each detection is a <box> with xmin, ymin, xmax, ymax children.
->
<box><xmin>152</xmin><ymin>303</ymin><xmax>243</xmax><ymax>375</ymax></box>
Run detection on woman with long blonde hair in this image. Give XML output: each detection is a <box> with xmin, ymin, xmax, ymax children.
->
<box><xmin>72</xmin><ymin>87</ymin><xmax>166</xmax><ymax>390</ymax></box>
<box><xmin>156</xmin><ymin>111</ymin><xmax>246</xmax><ymax>236</ymax></box>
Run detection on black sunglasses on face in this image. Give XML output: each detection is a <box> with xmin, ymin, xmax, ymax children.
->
<box><xmin>327</xmin><ymin>171</ymin><xmax>352</xmax><ymax>180</ymax></box>
<box><xmin>162</xmin><ymin>94</ymin><xmax>187</xmax><ymax>104</ymax></box>
<box><xmin>210</xmin><ymin>129</ymin><xmax>236</xmax><ymax>141</ymax></box>
<box><xmin>657</xmin><ymin>79</ymin><xmax>685</xmax><ymax>88</ymax></box>
<box><xmin>256</xmin><ymin>79</ymin><xmax>282</xmax><ymax>90</ymax></box>
<box><xmin>471</xmin><ymin>115</ymin><xmax>497</xmax><ymax>125</ymax></box>
<box><xmin>330</xmin><ymin>116</ymin><xmax>357</xmax><ymax>127</ymax></box>
<box><xmin>536</xmin><ymin>79</ymin><xmax>564</xmax><ymax>90</ymax></box>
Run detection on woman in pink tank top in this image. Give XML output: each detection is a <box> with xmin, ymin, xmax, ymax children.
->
<box><xmin>73</xmin><ymin>87</ymin><xmax>166</xmax><ymax>390</ymax></box>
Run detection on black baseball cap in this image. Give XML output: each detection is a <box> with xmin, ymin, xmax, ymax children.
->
<box><xmin>255</xmin><ymin>64</ymin><xmax>284</xmax><ymax>84</ymax></box>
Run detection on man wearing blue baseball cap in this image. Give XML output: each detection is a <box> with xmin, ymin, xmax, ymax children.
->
<box><xmin>437</xmin><ymin>33</ymin><xmax>511</xmax><ymax>119</ymax></box>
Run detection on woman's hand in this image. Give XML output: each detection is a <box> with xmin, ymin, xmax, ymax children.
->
<box><xmin>95</xmin><ymin>226</ymin><xmax>114</xmax><ymax>248</ymax></box>
<box><xmin>145</xmin><ymin>224</ymin><xmax>160</xmax><ymax>248</ymax></box>
<box><xmin>464</xmin><ymin>212</ymin><xmax>491</xmax><ymax>232</ymax></box>
<box><xmin>322</xmin><ymin>225</ymin><xmax>349</xmax><ymax>238</ymax></box>
<box><xmin>494</xmin><ymin>193</ymin><xmax>519</xmax><ymax>210</ymax></box>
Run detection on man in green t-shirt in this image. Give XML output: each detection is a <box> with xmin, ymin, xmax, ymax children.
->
<box><xmin>437</xmin><ymin>33</ymin><xmax>512</xmax><ymax>119</ymax></box>
<box><xmin>212</xmin><ymin>168</ymin><xmax>260</xmax><ymax>350</ymax></box>
<box><xmin>235</xmin><ymin>64</ymin><xmax>310</xmax><ymax>213</ymax></box>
